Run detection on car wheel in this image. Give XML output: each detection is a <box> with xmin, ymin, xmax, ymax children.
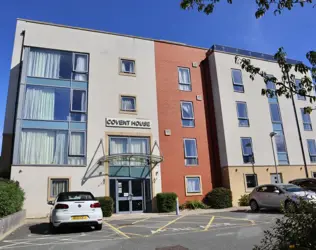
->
<box><xmin>95</xmin><ymin>224</ymin><xmax>102</xmax><ymax>231</ymax></box>
<box><xmin>250</xmin><ymin>200</ymin><xmax>259</xmax><ymax>212</ymax></box>
<box><xmin>285</xmin><ymin>200</ymin><xmax>297</xmax><ymax>213</ymax></box>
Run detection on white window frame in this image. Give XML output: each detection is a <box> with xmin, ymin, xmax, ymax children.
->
<box><xmin>68</xmin><ymin>131</ymin><xmax>86</xmax><ymax>157</ymax></box>
<box><xmin>178</xmin><ymin>67</ymin><xmax>192</xmax><ymax>91</ymax></box>
<box><xmin>307</xmin><ymin>139</ymin><xmax>316</xmax><ymax>163</ymax></box>
<box><xmin>244</xmin><ymin>174</ymin><xmax>258</xmax><ymax>192</ymax></box>
<box><xmin>71</xmin><ymin>89</ymin><xmax>87</xmax><ymax>113</ymax></box>
<box><xmin>241</xmin><ymin>137</ymin><xmax>254</xmax><ymax>164</ymax></box>
<box><xmin>301</xmin><ymin>108</ymin><xmax>312</xmax><ymax>131</ymax></box>
<box><xmin>183</xmin><ymin>138</ymin><xmax>198</xmax><ymax>166</ymax></box>
<box><xmin>120</xmin><ymin>95</ymin><xmax>137</xmax><ymax>112</ymax></box>
<box><xmin>231</xmin><ymin>69</ymin><xmax>244</xmax><ymax>92</ymax></box>
<box><xmin>72</xmin><ymin>53</ymin><xmax>89</xmax><ymax>73</ymax></box>
<box><xmin>236</xmin><ymin>101</ymin><xmax>249</xmax><ymax>127</ymax></box>
<box><xmin>48</xmin><ymin>177</ymin><xmax>70</xmax><ymax>200</ymax></box>
<box><xmin>120</xmin><ymin>59</ymin><xmax>136</xmax><ymax>74</ymax></box>
<box><xmin>185</xmin><ymin>176</ymin><xmax>202</xmax><ymax>195</ymax></box>
<box><xmin>181</xmin><ymin>101</ymin><xmax>195</xmax><ymax>128</ymax></box>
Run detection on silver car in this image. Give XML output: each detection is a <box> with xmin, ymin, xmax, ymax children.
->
<box><xmin>249</xmin><ymin>184</ymin><xmax>316</xmax><ymax>212</ymax></box>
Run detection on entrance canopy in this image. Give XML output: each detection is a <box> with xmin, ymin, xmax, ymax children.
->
<box><xmin>98</xmin><ymin>153</ymin><xmax>163</xmax><ymax>165</ymax></box>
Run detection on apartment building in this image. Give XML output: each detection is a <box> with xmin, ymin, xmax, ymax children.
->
<box><xmin>207</xmin><ymin>45</ymin><xmax>316</xmax><ymax>205</ymax></box>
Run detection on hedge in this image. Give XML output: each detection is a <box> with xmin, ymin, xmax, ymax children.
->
<box><xmin>204</xmin><ymin>187</ymin><xmax>232</xmax><ymax>209</ymax></box>
<box><xmin>96</xmin><ymin>196</ymin><xmax>113</xmax><ymax>217</ymax></box>
<box><xmin>157</xmin><ymin>192</ymin><xmax>177</xmax><ymax>212</ymax></box>
<box><xmin>238</xmin><ymin>194</ymin><xmax>250</xmax><ymax>206</ymax></box>
<box><xmin>0</xmin><ymin>179</ymin><xmax>25</xmax><ymax>218</ymax></box>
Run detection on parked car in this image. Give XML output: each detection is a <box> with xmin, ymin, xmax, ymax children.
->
<box><xmin>48</xmin><ymin>191</ymin><xmax>103</xmax><ymax>233</ymax></box>
<box><xmin>289</xmin><ymin>178</ymin><xmax>316</xmax><ymax>192</ymax></box>
<box><xmin>249</xmin><ymin>184</ymin><xmax>316</xmax><ymax>212</ymax></box>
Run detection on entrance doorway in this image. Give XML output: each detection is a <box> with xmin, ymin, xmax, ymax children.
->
<box><xmin>110</xmin><ymin>179</ymin><xmax>151</xmax><ymax>213</ymax></box>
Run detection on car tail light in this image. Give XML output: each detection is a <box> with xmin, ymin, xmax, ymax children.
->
<box><xmin>55</xmin><ymin>204</ymin><xmax>69</xmax><ymax>209</ymax></box>
<box><xmin>90</xmin><ymin>202</ymin><xmax>101</xmax><ymax>208</ymax></box>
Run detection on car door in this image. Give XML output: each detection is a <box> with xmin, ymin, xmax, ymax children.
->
<box><xmin>254</xmin><ymin>185</ymin><xmax>270</xmax><ymax>207</ymax></box>
<box><xmin>265</xmin><ymin>185</ymin><xmax>285</xmax><ymax>208</ymax></box>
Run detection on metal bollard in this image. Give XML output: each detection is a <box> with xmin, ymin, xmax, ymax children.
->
<box><xmin>176</xmin><ymin>197</ymin><xmax>180</xmax><ymax>216</ymax></box>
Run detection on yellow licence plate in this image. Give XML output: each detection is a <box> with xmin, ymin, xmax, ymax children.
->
<box><xmin>71</xmin><ymin>216</ymin><xmax>88</xmax><ymax>220</ymax></box>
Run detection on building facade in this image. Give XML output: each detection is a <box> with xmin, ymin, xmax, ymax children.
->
<box><xmin>207</xmin><ymin>45</ymin><xmax>316</xmax><ymax>205</ymax></box>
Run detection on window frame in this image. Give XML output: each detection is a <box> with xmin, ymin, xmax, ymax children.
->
<box><xmin>68</xmin><ymin>131</ymin><xmax>86</xmax><ymax>157</ymax></box>
<box><xmin>241</xmin><ymin>137</ymin><xmax>254</xmax><ymax>164</ymax></box>
<box><xmin>109</xmin><ymin>136</ymin><xmax>150</xmax><ymax>155</ymax></box>
<box><xmin>269</xmin><ymin>103</ymin><xmax>282</xmax><ymax>123</ymax></box>
<box><xmin>185</xmin><ymin>175</ymin><xmax>202</xmax><ymax>196</ymax></box>
<box><xmin>120</xmin><ymin>95</ymin><xmax>137</xmax><ymax>113</ymax></box>
<box><xmin>307</xmin><ymin>139</ymin><xmax>316</xmax><ymax>163</ymax></box>
<box><xmin>301</xmin><ymin>108</ymin><xmax>312</xmax><ymax>131</ymax></box>
<box><xmin>312</xmin><ymin>172</ymin><xmax>316</xmax><ymax>178</ymax></box>
<box><xmin>119</xmin><ymin>58</ymin><xmax>136</xmax><ymax>76</ymax></box>
<box><xmin>178</xmin><ymin>67</ymin><xmax>192</xmax><ymax>91</ymax></box>
<box><xmin>236</xmin><ymin>101</ymin><xmax>249</xmax><ymax>127</ymax></box>
<box><xmin>231</xmin><ymin>69</ymin><xmax>244</xmax><ymax>93</ymax></box>
<box><xmin>183</xmin><ymin>138</ymin><xmax>198</xmax><ymax>166</ymax></box>
<box><xmin>180</xmin><ymin>101</ymin><xmax>195</xmax><ymax>128</ymax></box>
<box><xmin>72</xmin><ymin>53</ymin><xmax>89</xmax><ymax>73</ymax></box>
<box><xmin>244</xmin><ymin>174</ymin><xmax>258</xmax><ymax>192</ymax></box>
<box><xmin>295</xmin><ymin>79</ymin><xmax>306</xmax><ymax>101</ymax></box>
<box><xmin>70</xmin><ymin>89</ymin><xmax>87</xmax><ymax>113</ymax></box>
<box><xmin>47</xmin><ymin>177</ymin><xmax>71</xmax><ymax>201</ymax></box>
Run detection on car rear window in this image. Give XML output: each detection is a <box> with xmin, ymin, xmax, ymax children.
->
<box><xmin>57</xmin><ymin>192</ymin><xmax>95</xmax><ymax>202</ymax></box>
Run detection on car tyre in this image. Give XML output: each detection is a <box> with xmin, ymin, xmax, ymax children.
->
<box><xmin>95</xmin><ymin>223</ymin><xmax>102</xmax><ymax>231</ymax></box>
<box><xmin>250</xmin><ymin>200</ymin><xmax>259</xmax><ymax>212</ymax></box>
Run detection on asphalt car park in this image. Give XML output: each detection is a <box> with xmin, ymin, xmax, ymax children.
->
<box><xmin>0</xmin><ymin>211</ymin><xmax>282</xmax><ymax>250</ymax></box>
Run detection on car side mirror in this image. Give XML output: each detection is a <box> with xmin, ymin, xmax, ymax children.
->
<box><xmin>274</xmin><ymin>190</ymin><xmax>280</xmax><ymax>194</ymax></box>
<box><xmin>47</xmin><ymin>201</ymin><xmax>54</xmax><ymax>206</ymax></box>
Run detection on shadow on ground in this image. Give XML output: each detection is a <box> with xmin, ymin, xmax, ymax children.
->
<box><xmin>230</xmin><ymin>209</ymin><xmax>282</xmax><ymax>215</ymax></box>
<box><xmin>29</xmin><ymin>223</ymin><xmax>95</xmax><ymax>235</ymax></box>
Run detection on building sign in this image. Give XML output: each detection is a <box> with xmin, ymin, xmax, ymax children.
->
<box><xmin>106</xmin><ymin>118</ymin><xmax>151</xmax><ymax>129</ymax></box>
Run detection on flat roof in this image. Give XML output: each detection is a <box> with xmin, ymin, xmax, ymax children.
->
<box><xmin>17</xmin><ymin>18</ymin><xmax>300</xmax><ymax>63</ymax></box>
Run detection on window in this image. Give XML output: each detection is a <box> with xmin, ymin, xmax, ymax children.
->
<box><xmin>295</xmin><ymin>79</ymin><xmax>306</xmax><ymax>100</ymax></box>
<box><xmin>19</xmin><ymin>129</ymin><xmax>85</xmax><ymax>165</ymax></box>
<box><xmin>120</xmin><ymin>59</ymin><xmax>135</xmax><ymax>74</ymax></box>
<box><xmin>120</xmin><ymin>96</ymin><xmax>136</xmax><ymax>112</ymax></box>
<box><xmin>257</xmin><ymin>186</ymin><xmax>268</xmax><ymax>192</ymax></box>
<box><xmin>312</xmin><ymin>172</ymin><xmax>316</xmax><ymax>178</ymax></box>
<box><xmin>49</xmin><ymin>178</ymin><xmax>69</xmax><ymax>199</ymax></box>
<box><xmin>245</xmin><ymin>174</ymin><xmax>258</xmax><ymax>190</ymax></box>
<box><xmin>184</xmin><ymin>139</ymin><xmax>198</xmax><ymax>166</ymax></box>
<box><xmin>241</xmin><ymin>137</ymin><xmax>254</xmax><ymax>163</ymax></box>
<box><xmin>301</xmin><ymin>108</ymin><xmax>312</xmax><ymax>131</ymax></box>
<box><xmin>71</xmin><ymin>89</ymin><xmax>87</xmax><ymax>112</ymax></box>
<box><xmin>269</xmin><ymin>103</ymin><xmax>282</xmax><ymax>123</ymax></box>
<box><xmin>307</xmin><ymin>139</ymin><xmax>316</xmax><ymax>163</ymax></box>
<box><xmin>181</xmin><ymin>101</ymin><xmax>195</xmax><ymax>127</ymax></box>
<box><xmin>27</xmin><ymin>48</ymin><xmax>88</xmax><ymax>81</ymax></box>
<box><xmin>69</xmin><ymin>132</ymin><xmax>85</xmax><ymax>156</ymax></box>
<box><xmin>178</xmin><ymin>67</ymin><xmax>191</xmax><ymax>91</ymax></box>
<box><xmin>231</xmin><ymin>69</ymin><xmax>244</xmax><ymax>92</ymax></box>
<box><xmin>236</xmin><ymin>102</ymin><xmax>249</xmax><ymax>127</ymax></box>
<box><xmin>185</xmin><ymin>176</ymin><xmax>202</xmax><ymax>195</ymax></box>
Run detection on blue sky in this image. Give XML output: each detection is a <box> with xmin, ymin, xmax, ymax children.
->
<box><xmin>0</xmin><ymin>0</ymin><xmax>315</xmax><ymax>152</ymax></box>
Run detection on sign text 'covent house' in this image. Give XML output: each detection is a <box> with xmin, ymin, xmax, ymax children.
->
<box><xmin>106</xmin><ymin>118</ymin><xmax>152</xmax><ymax>129</ymax></box>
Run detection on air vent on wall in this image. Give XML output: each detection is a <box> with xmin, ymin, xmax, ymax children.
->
<box><xmin>196</xmin><ymin>95</ymin><xmax>203</xmax><ymax>101</ymax></box>
<box><xmin>164</xmin><ymin>129</ymin><xmax>171</xmax><ymax>136</ymax></box>
<box><xmin>192</xmin><ymin>62</ymin><xmax>198</xmax><ymax>68</ymax></box>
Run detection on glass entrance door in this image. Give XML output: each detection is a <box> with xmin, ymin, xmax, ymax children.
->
<box><xmin>117</xmin><ymin>179</ymin><xmax>145</xmax><ymax>213</ymax></box>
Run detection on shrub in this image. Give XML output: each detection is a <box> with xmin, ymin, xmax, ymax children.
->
<box><xmin>238</xmin><ymin>194</ymin><xmax>250</xmax><ymax>207</ymax></box>
<box><xmin>0</xmin><ymin>179</ymin><xmax>25</xmax><ymax>218</ymax></box>
<box><xmin>182</xmin><ymin>200</ymin><xmax>208</xmax><ymax>210</ymax></box>
<box><xmin>204</xmin><ymin>187</ymin><xmax>232</xmax><ymax>209</ymax></box>
<box><xmin>157</xmin><ymin>192</ymin><xmax>177</xmax><ymax>212</ymax></box>
<box><xmin>96</xmin><ymin>196</ymin><xmax>113</xmax><ymax>217</ymax></box>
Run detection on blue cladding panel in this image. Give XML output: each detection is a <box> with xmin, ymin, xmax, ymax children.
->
<box><xmin>72</xmin><ymin>81</ymin><xmax>88</xmax><ymax>89</ymax></box>
<box><xmin>22</xmin><ymin>120</ymin><xmax>68</xmax><ymax>130</ymax></box>
<box><xmin>70</xmin><ymin>122</ymin><xmax>86</xmax><ymax>130</ymax></box>
<box><xmin>27</xmin><ymin>77</ymin><xmax>71</xmax><ymax>87</ymax></box>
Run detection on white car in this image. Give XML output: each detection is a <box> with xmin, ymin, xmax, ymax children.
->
<box><xmin>48</xmin><ymin>191</ymin><xmax>103</xmax><ymax>233</ymax></box>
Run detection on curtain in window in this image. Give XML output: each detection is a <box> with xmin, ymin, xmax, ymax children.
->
<box><xmin>20</xmin><ymin>130</ymin><xmax>55</xmax><ymax>164</ymax></box>
<box><xmin>53</xmin><ymin>131</ymin><xmax>68</xmax><ymax>164</ymax></box>
<box><xmin>51</xmin><ymin>180</ymin><xmax>68</xmax><ymax>197</ymax></box>
<box><xmin>69</xmin><ymin>132</ymin><xmax>84</xmax><ymax>156</ymax></box>
<box><xmin>130</xmin><ymin>138</ymin><xmax>148</xmax><ymax>166</ymax></box>
<box><xmin>27</xmin><ymin>50</ymin><xmax>61</xmax><ymax>78</ymax></box>
<box><xmin>121</xmin><ymin>97</ymin><xmax>135</xmax><ymax>111</ymax></box>
<box><xmin>121</xmin><ymin>60</ymin><xmax>134</xmax><ymax>73</ymax></box>
<box><xmin>178</xmin><ymin>68</ymin><xmax>191</xmax><ymax>91</ymax></box>
<box><xmin>242</xmin><ymin>139</ymin><xmax>252</xmax><ymax>155</ymax></box>
<box><xmin>74</xmin><ymin>55</ymin><xmax>88</xmax><ymax>81</ymax></box>
<box><xmin>182</xmin><ymin>103</ymin><xmax>193</xmax><ymax>118</ymax></box>
<box><xmin>110</xmin><ymin>138</ymin><xmax>128</xmax><ymax>166</ymax></box>
<box><xmin>23</xmin><ymin>87</ymin><xmax>55</xmax><ymax>120</ymax></box>
<box><xmin>187</xmin><ymin>178</ymin><xmax>200</xmax><ymax>193</ymax></box>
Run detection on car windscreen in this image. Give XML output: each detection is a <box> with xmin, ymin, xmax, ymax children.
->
<box><xmin>280</xmin><ymin>185</ymin><xmax>304</xmax><ymax>193</ymax></box>
<box><xmin>57</xmin><ymin>192</ymin><xmax>95</xmax><ymax>202</ymax></box>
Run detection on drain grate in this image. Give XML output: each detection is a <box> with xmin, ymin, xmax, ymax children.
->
<box><xmin>156</xmin><ymin>245</ymin><xmax>189</xmax><ymax>250</ymax></box>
